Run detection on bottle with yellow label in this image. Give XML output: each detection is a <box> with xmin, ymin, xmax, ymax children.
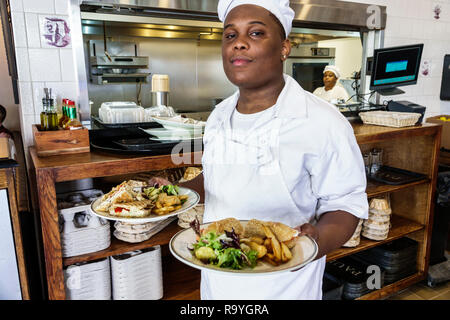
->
<box><xmin>64</xmin><ymin>100</ymin><xmax>83</xmax><ymax>130</ymax></box>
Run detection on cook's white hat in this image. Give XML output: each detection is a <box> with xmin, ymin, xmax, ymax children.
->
<box><xmin>217</xmin><ymin>0</ymin><xmax>295</xmax><ymax>38</ymax></box>
<box><xmin>324</xmin><ymin>65</ymin><xmax>341</xmax><ymax>78</ymax></box>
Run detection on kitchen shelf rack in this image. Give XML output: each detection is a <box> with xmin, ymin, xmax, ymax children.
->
<box><xmin>29</xmin><ymin>123</ymin><xmax>442</xmax><ymax>300</ymax></box>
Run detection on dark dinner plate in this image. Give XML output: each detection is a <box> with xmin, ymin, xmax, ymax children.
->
<box><xmin>89</xmin><ymin>127</ymin><xmax>203</xmax><ymax>155</ymax></box>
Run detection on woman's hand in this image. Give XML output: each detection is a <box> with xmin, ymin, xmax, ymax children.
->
<box><xmin>294</xmin><ymin>223</ymin><xmax>319</xmax><ymax>242</ymax></box>
<box><xmin>147</xmin><ymin>176</ymin><xmax>171</xmax><ymax>187</ymax></box>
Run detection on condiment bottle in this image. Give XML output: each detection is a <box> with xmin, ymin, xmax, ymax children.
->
<box><xmin>64</xmin><ymin>100</ymin><xmax>83</xmax><ymax>130</ymax></box>
<box><xmin>59</xmin><ymin>98</ymin><xmax>69</xmax><ymax>128</ymax></box>
<box><xmin>46</xmin><ymin>96</ymin><xmax>58</xmax><ymax>131</ymax></box>
<box><xmin>40</xmin><ymin>96</ymin><xmax>49</xmax><ymax>131</ymax></box>
<box><xmin>40</xmin><ymin>88</ymin><xmax>58</xmax><ymax>131</ymax></box>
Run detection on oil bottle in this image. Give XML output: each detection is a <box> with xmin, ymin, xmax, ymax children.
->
<box><xmin>40</xmin><ymin>88</ymin><xmax>58</xmax><ymax>130</ymax></box>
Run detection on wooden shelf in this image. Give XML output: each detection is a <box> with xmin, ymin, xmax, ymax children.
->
<box><xmin>161</xmin><ymin>247</ymin><xmax>201</xmax><ymax>300</ymax></box>
<box><xmin>356</xmin><ymin>272</ymin><xmax>425</xmax><ymax>300</ymax></box>
<box><xmin>63</xmin><ymin>220</ymin><xmax>183</xmax><ymax>267</ymax></box>
<box><xmin>366</xmin><ymin>178</ymin><xmax>429</xmax><ymax>198</ymax></box>
<box><xmin>326</xmin><ymin>215</ymin><xmax>424</xmax><ymax>262</ymax></box>
<box><xmin>29</xmin><ymin>123</ymin><xmax>442</xmax><ymax>300</ymax></box>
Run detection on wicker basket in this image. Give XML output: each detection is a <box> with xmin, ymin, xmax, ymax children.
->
<box><xmin>359</xmin><ymin>111</ymin><xmax>421</xmax><ymax>128</ymax></box>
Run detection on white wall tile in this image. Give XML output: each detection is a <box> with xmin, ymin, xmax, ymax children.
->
<box><xmin>54</xmin><ymin>0</ymin><xmax>70</xmax><ymax>15</ymax></box>
<box><xmin>38</xmin><ymin>15</ymin><xmax>72</xmax><ymax>49</ymax></box>
<box><xmin>21</xmin><ymin>115</ymin><xmax>35</xmax><ymax>147</ymax></box>
<box><xmin>10</xmin><ymin>12</ymin><xmax>27</xmax><ymax>48</ymax></box>
<box><xmin>22</xmin><ymin>0</ymin><xmax>55</xmax><ymax>14</ymax></box>
<box><xmin>440</xmin><ymin>101</ymin><xmax>450</xmax><ymax>115</ymax></box>
<box><xmin>24</xmin><ymin>13</ymin><xmax>41</xmax><ymax>48</ymax></box>
<box><xmin>60</xmin><ymin>49</ymin><xmax>76</xmax><ymax>81</ymax></box>
<box><xmin>17</xmin><ymin>81</ymin><xmax>34</xmax><ymax>115</ymax></box>
<box><xmin>9</xmin><ymin>0</ymin><xmax>23</xmax><ymax>12</ymax></box>
<box><xmin>28</xmin><ymin>48</ymin><xmax>61</xmax><ymax>81</ymax></box>
<box><xmin>31</xmin><ymin>82</ymin><xmax>45</xmax><ymax>115</ymax></box>
<box><xmin>14</xmin><ymin>47</ymin><xmax>30</xmax><ymax>81</ymax></box>
<box><xmin>411</xmin><ymin>19</ymin><xmax>425</xmax><ymax>40</ymax></box>
<box><xmin>44</xmin><ymin>81</ymin><xmax>78</xmax><ymax>107</ymax></box>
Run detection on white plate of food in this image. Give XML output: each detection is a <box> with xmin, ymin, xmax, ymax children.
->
<box><xmin>151</xmin><ymin>116</ymin><xmax>206</xmax><ymax>132</ymax></box>
<box><xmin>90</xmin><ymin>180</ymin><xmax>200</xmax><ymax>224</ymax></box>
<box><xmin>169</xmin><ymin>218</ymin><xmax>318</xmax><ymax>275</ymax></box>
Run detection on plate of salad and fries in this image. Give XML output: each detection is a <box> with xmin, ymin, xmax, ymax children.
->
<box><xmin>169</xmin><ymin>218</ymin><xmax>318</xmax><ymax>275</ymax></box>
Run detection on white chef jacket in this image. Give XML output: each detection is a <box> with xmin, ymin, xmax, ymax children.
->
<box><xmin>313</xmin><ymin>85</ymin><xmax>350</xmax><ymax>103</ymax></box>
<box><xmin>200</xmin><ymin>74</ymin><xmax>368</xmax><ymax>300</ymax></box>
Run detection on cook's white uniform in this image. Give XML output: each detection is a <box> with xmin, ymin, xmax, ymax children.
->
<box><xmin>313</xmin><ymin>85</ymin><xmax>350</xmax><ymax>103</ymax></box>
<box><xmin>201</xmin><ymin>74</ymin><xmax>368</xmax><ymax>300</ymax></box>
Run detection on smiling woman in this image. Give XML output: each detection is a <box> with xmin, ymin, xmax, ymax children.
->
<box><xmin>198</xmin><ymin>0</ymin><xmax>368</xmax><ymax>300</ymax></box>
<box><xmin>220</xmin><ymin>5</ymin><xmax>290</xmax><ymax>111</ymax></box>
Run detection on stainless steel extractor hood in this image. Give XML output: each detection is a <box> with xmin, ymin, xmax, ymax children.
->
<box><xmin>80</xmin><ymin>0</ymin><xmax>386</xmax><ymax>31</ymax></box>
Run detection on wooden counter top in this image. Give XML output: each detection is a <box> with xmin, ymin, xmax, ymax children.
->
<box><xmin>352</xmin><ymin>122</ymin><xmax>439</xmax><ymax>144</ymax></box>
<box><xmin>30</xmin><ymin>147</ymin><xmax>203</xmax><ymax>182</ymax></box>
<box><xmin>31</xmin><ymin>123</ymin><xmax>440</xmax><ymax>171</ymax></box>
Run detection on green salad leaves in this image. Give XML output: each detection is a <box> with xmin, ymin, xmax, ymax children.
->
<box><xmin>191</xmin><ymin>230</ymin><xmax>258</xmax><ymax>270</ymax></box>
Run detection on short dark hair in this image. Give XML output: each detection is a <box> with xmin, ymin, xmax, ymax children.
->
<box><xmin>269</xmin><ymin>12</ymin><xmax>286</xmax><ymax>40</ymax></box>
<box><xmin>0</xmin><ymin>105</ymin><xmax>6</xmax><ymax>123</ymax></box>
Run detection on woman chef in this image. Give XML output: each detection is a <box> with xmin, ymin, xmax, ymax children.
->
<box><xmin>313</xmin><ymin>65</ymin><xmax>350</xmax><ymax>103</ymax></box>
<box><xmin>155</xmin><ymin>0</ymin><xmax>368</xmax><ymax>300</ymax></box>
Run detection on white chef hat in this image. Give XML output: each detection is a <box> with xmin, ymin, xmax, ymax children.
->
<box><xmin>217</xmin><ymin>0</ymin><xmax>295</xmax><ymax>39</ymax></box>
<box><xmin>323</xmin><ymin>65</ymin><xmax>341</xmax><ymax>79</ymax></box>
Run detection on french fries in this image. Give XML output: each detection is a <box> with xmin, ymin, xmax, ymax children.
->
<box><xmin>280</xmin><ymin>242</ymin><xmax>293</xmax><ymax>262</ymax></box>
<box><xmin>240</xmin><ymin>224</ymin><xmax>294</xmax><ymax>266</ymax></box>
<box><xmin>263</xmin><ymin>225</ymin><xmax>282</xmax><ymax>262</ymax></box>
<box><xmin>152</xmin><ymin>192</ymin><xmax>185</xmax><ymax>215</ymax></box>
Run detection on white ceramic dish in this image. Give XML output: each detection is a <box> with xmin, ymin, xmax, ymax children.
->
<box><xmin>140</xmin><ymin>127</ymin><xmax>195</xmax><ymax>139</ymax></box>
<box><xmin>151</xmin><ymin>116</ymin><xmax>206</xmax><ymax>132</ymax></box>
<box><xmin>89</xmin><ymin>187</ymin><xmax>200</xmax><ymax>224</ymax></box>
<box><xmin>169</xmin><ymin>220</ymin><xmax>318</xmax><ymax>275</ymax></box>
<box><xmin>148</xmin><ymin>136</ymin><xmax>202</xmax><ymax>142</ymax></box>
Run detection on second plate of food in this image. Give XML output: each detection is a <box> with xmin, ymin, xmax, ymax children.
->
<box><xmin>90</xmin><ymin>186</ymin><xmax>200</xmax><ymax>224</ymax></box>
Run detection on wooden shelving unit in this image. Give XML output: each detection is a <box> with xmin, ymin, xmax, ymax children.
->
<box><xmin>29</xmin><ymin>123</ymin><xmax>442</xmax><ymax>300</ymax></box>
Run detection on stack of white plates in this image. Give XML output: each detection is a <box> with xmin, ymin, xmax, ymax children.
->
<box><xmin>64</xmin><ymin>258</ymin><xmax>111</xmax><ymax>300</ymax></box>
<box><xmin>58</xmin><ymin>189</ymin><xmax>111</xmax><ymax>258</ymax></box>
<box><xmin>143</xmin><ymin>115</ymin><xmax>205</xmax><ymax>141</ymax></box>
<box><xmin>113</xmin><ymin>216</ymin><xmax>177</xmax><ymax>243</ymax></box>
<box><xmin>141</xmin><ymin>127</ymin><xmax>202</xmax><ymax>141</ymax></box>
<box><xmin>110</xmin><ymin>246</ymin><xmax>163</xmax><ymax>300</ymax></box>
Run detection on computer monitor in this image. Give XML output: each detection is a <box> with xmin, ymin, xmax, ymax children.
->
<box><xmin>370</xmin><ymin>44</ymin><xmax>424</xmax><ymax>95</ymax></box>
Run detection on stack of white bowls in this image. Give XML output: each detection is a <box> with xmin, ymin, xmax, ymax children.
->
<box><xmin>110</xmin><ymin>246</ymin><xmax>163</xmax><ymax>300</ymax></box>
<box><xmin>362</xmin><ymin>197</ymin><xmax>392</xmax><ymax>241</ymax></box>
<box><xmin>64</xmin><ymin>258</ymin><xmax>111</xmax><ymax>300</ymax></box>
<box><xmin>342</xmin><ymin>219</ymin><xmax>364</xmax><ymax>247</ymax></box>
<box><xmin>58</xmin><ymin>189</ymin><xmax>111</xmax><ymax>258</ymax></box>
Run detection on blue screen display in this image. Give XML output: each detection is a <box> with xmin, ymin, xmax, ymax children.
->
<box><xmin>385</xmin><ymin>60</ymin><xmax>409</xmax><ymax>73</ymax></box>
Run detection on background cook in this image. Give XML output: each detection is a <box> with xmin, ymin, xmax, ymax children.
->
<box><xmin>312</xmin><ymin>65</ymin><xmax>351</xmax><ymax>103</ymax></box>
